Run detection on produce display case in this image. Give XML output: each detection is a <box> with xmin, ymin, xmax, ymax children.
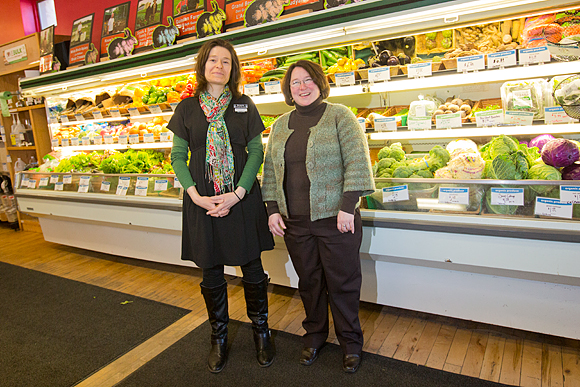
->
<box><xmin>14</xmin><ymin>0</ymin><xmax>580</xmax><ymax>340</ymax></box>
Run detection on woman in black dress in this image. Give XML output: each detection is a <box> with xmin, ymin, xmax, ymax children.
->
<box><xmin>168</xmin><ymin>38</ymin><xmax>274</xmax><ymax>373</ymax></box>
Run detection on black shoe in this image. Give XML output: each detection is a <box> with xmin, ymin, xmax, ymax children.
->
<box><xmin>243</xmin><ymin>277</ymin><xmax>275</xmax><ymax>367</ymax></box>
<box><xmin>208</xmin><ymin>337</ymin><xmax>227</xmax><ymax>373</ymax></box>
<box><xmin>343</xmin><ymin>354</ymin><xmax>361</xmax><ymax>373</ymax></box>
<box><xmin>300</xmin><ymin>347</ymin><xmax>320</xmax><ymax>366</ymax></box>
<box><xmin>201</xmin><ymin>282</ymin><xmax>229</xmax><ymax>373</ymax></box>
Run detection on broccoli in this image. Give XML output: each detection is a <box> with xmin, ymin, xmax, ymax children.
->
<box><xmin>413</xmin><ymin>169</ymin><xmax>434</xmax><ymax>178</ymax></box>
<box><xmin>377</xmin><ymin>146</ymin><xmax>391</xmax><ymax>160</ymax></box>
<box><xmin>424</xmin><ymin>146</ymin><xmax>450</xmax><ymax>171</ymax></box>
<box><xmin>390</xmin><ymin>147</ymin><xmax>406</xmax><ymax>161</ymax></box>
<box><xmin>379</xmin><ymin>169</ymin><xmax>393</xmax><ymax>178</ymax></box>
<box><xmin>392</xmin><ymin>166</ymin><xmax>414</xmax><ymax>178</ymax></box>
<box><xmin>375</xmin><ymin>157</ymin><xmax>396</xmax><ymax>176</ymax></box>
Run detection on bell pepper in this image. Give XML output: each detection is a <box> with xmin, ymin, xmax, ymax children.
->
<box><xmin>174</xmin><ymin>81</ymin><xmax>187</xmax><ymax>93</ymax></box>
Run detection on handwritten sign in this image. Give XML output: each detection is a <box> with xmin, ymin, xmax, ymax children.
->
<box><xmin>534</xmin><ymin>197</ymin><xmax>572</xmax><ymax>218</ymax></box>
<box><xmin>374</xmin><ymin>117</ymin><xmax>397</xmax><ymax>132</ymax></box>
<box><xmin>335</xmin><ymin>72</ymin><xmax>356</xmax><ymax>86</ymax></box>
<box><xmin>487</xmin><ymin>50</ymin><xmax>517</xmax><ymax>69</ymax></box>
<box><xmin>368</xmin><ymin>67</ymin><xmax>390</xmax><ymax>83</ymax></box>
<box><xmin>407</xmin><ymin>62</ymin><xmax>432</xmax><ymax>78</ymax></box>
<box><xmin>504</xmin><ymin>111</ymin><xmax>534</xmax><ymax>125</ymax></box>
<box><xmin>264</xmin><ymin>81</ymin><xmax>281</xmax><ymax>94</ymax></box>
<box><xmin>560</xmin><ymin>186</ymin><xmax>580</xmax><ymax>203</ymax></box>
<box><xmin>457</xmin><ymin>55</ymin><xmax>485</xmax><ymax>72</ymax></box>
<box><xmin>544</xmin><ymin>107</ymin><xmax>577</xmax><ymax>124</ymax></box>
<box><xmin>438</xmin><ymin>187</ymin><xmax>469</xmax><ymax>205</ymax></box>
<box><xmin>490</xmin><ymin>188</ymin><xmax>524</xmax><ymax>206</ymax></box>
<box><xmin>519</xmin><ymin>46</ymin><xmax>551</xmax><ymax>65</ymax></box>
<box><xmin>475</xmin><ymin>109</ymin><xmax>504</xmax><ymax>127</ymax></box>
<box><xmin>383</xmin><ymin>185</ymin><xmax>409</xmax><ymax>202</ymax></box>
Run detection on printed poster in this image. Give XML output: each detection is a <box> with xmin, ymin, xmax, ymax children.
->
<box><xmin>173</xmin><ymin>0</ymin><xmax>205</xmax><ymax>39</ymax></box>
<box><xmin>101</xmin><ymin>2</ymin><xmax>131</xmax><ymax>58</ymax></box>
<box><xmin>69</xmin><ymin>14</ymin><xmax>95</xmax><ymax>66</ymax></box>
<box><xmin>134</xmin><ymin>0</ymin><xmax>165</xmax><ymax>51</ymax></box>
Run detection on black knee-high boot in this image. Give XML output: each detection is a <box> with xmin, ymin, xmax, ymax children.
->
<box><xmin>243</xmin><ymin>277</ymin><xmax>275</xmax><ymax>367</ymax></box>
<box><xmin>200</xmin><ymin>282</ymin><xmax>228</xmax><ymax>373</ymax></box>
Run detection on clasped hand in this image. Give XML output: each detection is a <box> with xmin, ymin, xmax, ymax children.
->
<box><xmin>188</xmin><ymin>186</ymin><xmax>244</xmax><ymax>218</ymax></box>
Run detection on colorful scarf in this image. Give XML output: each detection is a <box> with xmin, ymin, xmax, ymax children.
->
<box><xmin>200</xmin><ymin>87</ymin><xmax>234</xmax><ymax>195</ymax></box>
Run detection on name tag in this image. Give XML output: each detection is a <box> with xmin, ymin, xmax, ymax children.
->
<box><xmin>234</xmin><ymin>103</ymin><xmax>248</xmax><ymax>113</ymax></box>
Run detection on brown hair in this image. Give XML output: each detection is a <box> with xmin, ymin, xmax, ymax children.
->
<box><xmin>281</xmin><ymin>60</ymin><xmax>330</xmax><ymax>106</ymax></box>
<box><xmin>194</xmin><ymin>38</ymin><xmax>242</xmax><ymax>99</ymax></box>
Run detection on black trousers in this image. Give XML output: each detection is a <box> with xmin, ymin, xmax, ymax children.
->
<box><xmin>283</xmin><ymin>209</ymin><xmax>363</xmax><ymax>355</ymax></box>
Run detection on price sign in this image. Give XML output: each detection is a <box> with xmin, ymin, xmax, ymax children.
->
<box><xmin>264</xmin><ymin>81</ymin><xmax>281</xmax><ymax>94</ymax></box>
<box><xmin>438</xmin><ymin>187</ymin><xmax>469</xmax><ymax>204</ymax></box>
<box><xmin>63</xmin><ymin>175</ymin><xmax>72</xmax><ymax>184</ymax></box>
<box><xmin>20</xmin><ymin>177</ymin><xmax>29</xmax><ymax>188</ymax></box>
<box><xmin>104</xmin><ymin>135</ymin><xmax>114</xmax><ymax>144</ymax></box>
<box><xmin>78</xmin><ymin>183</ymin><xmax>89</xmax><ymax>193</ymax></box>
<box><xmin>50</xmin><ymin>175</ymin><xmax>59</xmax><ymax>184</ymax></box>
<box><xmin>407</xmin><ymin>62</ymin><xmax>432</xmax><ymax>78</ymax></box>
<box><xmin>51</xmin><ymin>138</ymin><xmax>59</xmax><ymax>147</ymax></box>
<box><xmin>487</xmin><ymin>50</ymin><xmax>517</xmax><ymax>69</ymax></box>
<box><xmin>435</xmin><ymin>112</ymin><xmax>462</xmax><ymax>129</ymax></box>
<box><xmin>174</xmin><ymin>177</ymin><xmax>182</xmax><ymax>188</ymax></box>
<box><xmin>128</xmin><ymin>107</ymin><xmax>141</xmax><ymax>117</ymax></box>
<box><xmin>383</xmin><ymin>185</ymin><xmax>409</xmax><ymax>202</ymax></box>
<box><xmin>148</xmin><ymin>104</ymin><xmax>162</xmax><ymax>114</ymax></box>
<box><xmin>100</xmin><ymin>181</ymin><xmax>111</xmax><ymax>192</ymax></box>
<box><xmin>357</xmin><ymin>117</ymin><xmax>366</xmax><ymax>131</ymax></box>
<box><xmin>244</xmin><ymin>83</ymin><xmax>260</xmax><ymax>96</ymax></box>
<box><xmin>118</xmin><ymin>176</ymin><xmax>131</xmax><ymax>188</ymax></box>
<box><xmin>71</xmin><ymin>137</ymin><xmax>80</xmax><ymax>146</ymax></box>
<box><xmin>547</xmin><ymin>42</ymin><xmax>580</xmax><ymax>59</ymax></box>
<box><xmin>374</xmin><ymin>117</ymin><xmax>397</xmax><ymax>132</ymax></box>
<box><xmin>55</xmin><ymin>182</ymin><xmax>64</xmax><ymax>191</ymax></box>
<box><xmin>92</xmin><ymin>111</ymin><xmax>103</xmax><ymax>120</ymax></box>
<box><xmin>28</xmin><ymin>179</ymin><xmax>37</xmax><ymax>189</ymax></box>
<box><xmin>136</xmin><ymin>176</ymin><xmax>149</xmax><ymax>189</ymax></box>
<box><xmin>457</xmin><ymin>54</ymin><xmax>485</xmax><ymax>72</ymax></box>
<box><xmin>116</xmin><ymin>185</ymin><xmax>128</xmax><ymax>196</ymax></box>
<box><xmin>61</xmin><ymin>116</ymin><xmax>69</xmax><ymax>123</ymax></box>
<box><xmin>93</xmin><ymin>136</ymin><xmax>102</xmax><ymax>145</ymax></box>
<box><xmin>109</xmin><ymin>109</ymin><xmax>121</xmax><ymax>118</ymax></box>
<box><xmin>335</xmin><ymin>71</ymin><xmax>356</xmax><ymax>86</ymax></box>
<box><xmin>119</xmin><ymin>135</ymin><xmax>128</xmax><ymax>144</ymax></box>
<box><xmin>39</xmin><ymin>177</ymin><xmax>49</xmax><ymax>187</ymax></box>
<box><xmin>129</xmin><ymin>134</ymin><xmax>139</xmax><ymax>144</ymax></box>
<box><xmin>475</xmin><ymin>109</ymin><xmax>504</xmax><ymax>127</ymax></box>
<box><xmin>490</xmin><ymin>188</ymin><xmax>524</xmax><ymax>206</ymax></box>
<box><xmin>82</xmin><ymin>137</ymin><xmax>90</xmax><ymax>146</ymax></box>
<box><xmin>504</xmin><ymin>111</ymin><xmax>534</xmax><ymax>125</ymax></box>
<box><xmin>560</xmin><ymin>186</ymin><xmax>580</xmax><ymax>203</ymax></box>
<box><xmin>154</xmin><ymin>179</ymin><xmax>168</xmax><ymax>191</ymax></box>
<box><xmin>368</xmin><ymin>67</ymin><xmax>390</xmax><ymax>83</ymax></box>
<box><xmin>160</xmin><ymin>132</ymin><xmax>170</xmax><ymax>142</ymax></box>
<box><xmin>143</xmin><ymin>133</ymin><xmax>155</xmax><ymax>143</ymax></box>
<box><xmin>519</xmin><ymin>46</ymin><xmax>551</xmax><ymax>65</ymax></box>
<box><xmin>62</xmin><ymin>138</ymin><xmax>70</xmax><ymax>147</ymax></box>
<box><xmin>170</xmin><ymin>102</ymin><xmax>179</xmax><ymax>111</ymax></box>
<box><xmin>407</xmin><ymin>117</ymin><xmax>431</xmax><ymax>130</ymax></box>
<box><xmin>135</xmin><ymin>186</ymin><xmax>148</xmax><ymax>196</ymax></box>
<box><xmin>544</xmin><ymin>107</ymin><xmax>577</xmax><ymax>124</ymax></box>
<box><xmin>74</xmin><ymin>114</ymin><xmax>84</xmax><ymax>122</ymax></box>
<box><xmin>1</xmin><ymin>163</ymin><xmax>7</xmax><ymax>172</ymax></box>
<box><xmin>49</xmin><ymin>117</ymin><xmax>58</xmax><ymax>124</ymax></box>
<box><xmin>534</xmin><ymin>197</ymin><xmax>573</xmax><ymax>218</ymax></box>
<box><xmin>79</xmin><ymin>176</ymin><xmax>90</xmax><ymax>185</ymax></box>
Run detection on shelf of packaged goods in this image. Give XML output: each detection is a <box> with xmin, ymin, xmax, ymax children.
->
<box><xmin>368</xmin><ymin>123</ymin><xmax>580</xmax><ymax>141</ymax></box>
<box><xmin>7</xmin><ymin>146</ymin><xmax>36</xmax><ymax>151</ymax></box>
<box><xmin>52</xmin><ymin>142</ymin><xmax>173</xmax><ymax>151</ymax></box>
<box><xmin>8</xmin><ymin>104</ymin><xmax>46</xmax><ymax>113</ymax></box>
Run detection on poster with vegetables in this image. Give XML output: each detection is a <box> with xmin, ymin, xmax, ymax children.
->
<box><xmin>196</xmin><ymin>0</ymin><xmax>225</xmax><ymax>38</ymax></box>
<box><xmin>173</xmin><ymin>0</ymin><xmax>205</xmax><ymax>40</ymax></box>
<box><xmin>100</xmin><ymin>2</ymin><xmax>131</xmax><ymax>59</ymax></box>
<box><xmin>68</xmin><ymin>14</ymin><xmax>95</xmax><ymax>66</ymax></box>
<box><xmin>134</xmin><ymin>0</ymin><xmax>165</xmax><ymax>51</ymax></box>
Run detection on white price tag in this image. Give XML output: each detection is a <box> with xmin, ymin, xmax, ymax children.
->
<box><xmin>560</xmin><ymin>186</ymin><xmax>580</xmax><ymax>203</ymax></box>
<box><xmin>116</xmin><ymin>185</ymin><xmax>128</xmax><ymax>196</ymax></box>
<box><xmin>457</xmin><ymin>55</ymin><xmax>485</xmax><ymax>72</ymax></box>
<box><xmin>149</xmin><ymin>104</ymin><xmax>163</xmax><ymax>114</ymax></box>
<box><xmin>154</xmin><ymin>179</ymin><xmax>168</xmax><ymax>191</ymax></box>
<box><xmin>1</xmin><ymin>163</ymin><xmax>7</xmax><ymax>172</ymax></box>
<box><xmin>487</xmin><ymin>50</ymin><xmax>517</xmax><ymax>69</ymax></box>
<box><xmin>55</xmin><ymin>182</ymin><xmax>64</xmax><ymax>191</ymax></box>
<box><xmin>100</xmin><ymin>181</ymin><xmax>111</xmax><ymax>192</ymax></box>
<box><xmin>62</xmin><ymin>138</ymin><xmax>70</xmax><ymax>147</ymax></box>
<box><xmin>357</xmin><ymin>117</ymin><xmax>366</xmax><ymax>131</ymax></box>
<box><xmin>128</xmin><ymin>107</ymin><xmax>141</xmax><ymax>117</ymax></box>
<box><xmin>71</xmin><ymin>137</ymin><xmax>80</xmax><ymax>146</ymax></box>
<box><xmin>368</xmin><ymin>67</ymin><xmax>390</xmax><ymax>83</ymax></box>
<box><xmin>136</xmin><ymin>176</ymin><xmax>149</xmax><ymax>188</ymax></box>
<box><xmin>50</xmin><ymin>175</ymin><xmax>59</xmax><ymax>184</ymax></box>
<box><xmin>39</xmin><ymin>177</ymin><xmax>49</xmax><ymax>187</ymax></box>
<box><xmin>118</xmin><ymin>176</ymin><xmax>131</xmax><ymax>188</ymax></box>
<box><xmin>438</xmin><ymin>187</ymin><xmax>469</xmax><ymax>204</ymax></box>
<box><xmin>504</xmin><ymin>111</ymin><xmax>534</xmax><ymax>125</ymax></box>
<box><xmin>407</xmin><ymin>62</ymin><xmax>432</xmax><ymax>78</ymax></box>
<box><xmin>374</xmin><ymin>117</ymin><xmax>397</xmax><ymax>132</ymax></box>
<box><xmin>78</xmin><ymin>184</ymin><xmax>89</xmax><ymax>193</ymax></box>
<box><xmin>244</xmin><ymin>83</ymin><xmax>260</xmax><ymax>96</ymax></box>
<box><xmin>104</xmin><ymin>135</ymin><xmax>114</xmax><ymax>144</ymax></box>
<box><xmin>75</xmin><ymin>114</ymin><xmax>85</xmax><ymax>122</ymax></box>
<box><xmin>534</xmin><ymin>197</ymin><xmax>573</xmax><ymax>218</ymax></box>
<box><xmin>335</xmin><ymin>71</ymin><xmax>355</xmax><ymax>86</ymax></box>
<box><xmin>519</xmin><ymin>46</ymin><xmax>551</xmax><ymax>65</ymax></box>
<box><xmin>129</xmin><ymin>134</ymin><xmax>139</xmax><ymax>144</ymax></box>
<box><xmin>49</xmin><ymin>117</ymin><xmax>59</xmax><ymax>124</ymax></box>
<box><xmin>6</xmin><ymin>155</ymin><xmax>11</xmax><ymax>163</ymax></box>
<box><xmin>490</xmin><ymin>188</ymin><xmax>524</xmax><ymax>206</ymax></box>
<box><xmin>63</xmin><ymin>175</ymin><xmax>72</xmax><ymax>184</ymax></box>
<box><xmin>436</xmin><ymin>112</ymin><xmax>462</xmax><ymax>129</ymax></box>
<box><xmin>109</xmin><ymin>109</ymin><xmax>121</xmax><ymax>118</ymax></box>
<box><xmin>80</xmin><ymin>137</ymin><xmax>90</xmax><ymax>146</ymax></box>
<box><xmin>407</xmin><ymin>117</ymin><xmax>431</xmax><ymax>130</ymax></box>
<box><xmin>28</xmin><ymin>179</ymin><xmax>37</xmax><ymax>189</ymax></box>
<box><xmin>61</xmin><ymin>116</ymin><xmax>69</xmax><ymax>123</ymax></box>
<box><xmin>160</xmin><ymin>132</ymin><xmax>170</xmax><ymax>142</ymax></box>
<box><xmin>20</xmin><ymin>177</ymin><xmax>29</xmax><ymax>188</ymax></box>
<box><xmin>78</xmin><ymin>176</ymin><xmax>90</xmax><ymax>191</ymax></box>
<box><xmin>92</xmin><ymin>111</ymin><xmax>103</xmax><ymax>120</ymax></box>
<box><xmin>383</xmin><ymin>185</ymin><xmax>409</xmax><ymax>202</ymax></box>
<box><xmin>544</xmin><ymin>107</ymin><xmax>577</xmax><ymax>124</ymax></box>
<box><xmin>52</xmin><ymin>138</ymin><xmax>59</xmax><ymax>147</ymax></box>
<box><xmin>475</xmin><ymin>109</ymin><xmax>504</xmax><ymax>127</ymax></box>
<box><xmin>93</xmin><ymin>136</ymin><xmax>102</xmax><ymax>145</ymax></box>
<box><xmin>143</xmin><ymin>133</ymin><xmax>155</xmax><ymax>143</ymax></box>
<box><xmin>170</xmin><ymin>102</ymin><xmax>179</xmax><ymax>111</ymax></box>
<box><xmin>135</xmin><ymin>186</ymin><xmax>148</xmax><ymax>196</ymax></box>
<box><xmin>174</xmin><ymin>177</ymin><xmax>182</xmax><ymax>188</ymax></box>
<box><xmin>119</xmin><ymin>134</ymin><xmax>128</xmax><ymax>144</ymax></box>
<box><xmin>264</xmin><ymin>81</ymin><xmax>281</xmax><ymax>94</ymax></box>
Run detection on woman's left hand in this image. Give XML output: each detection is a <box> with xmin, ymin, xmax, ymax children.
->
<box><xmin>337</xmin><ymin>210</ymin><xmax>355</xmax><ymax>234</ymax></box>
<box><xmin>206</xmin><ymin>188</ymin><xmax>246</xmax><ymax>217</ymax></box>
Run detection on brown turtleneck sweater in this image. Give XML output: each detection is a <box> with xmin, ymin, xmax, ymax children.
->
<box><xmin>266</xmin><ymin>97</ymin><xmax>361</xmax><ymax>218</ymax></box>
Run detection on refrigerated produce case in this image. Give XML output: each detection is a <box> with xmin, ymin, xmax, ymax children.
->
<box><xmin>16</xmin><ymin>0</ymin><xmax>580</xmax><ymax>340</ymax></box>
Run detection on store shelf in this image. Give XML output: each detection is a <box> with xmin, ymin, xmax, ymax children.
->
<box><xmin>52</xmin><ymin>142</ymin><xmax>173</xmax><ymax>151</ymax></box>
<box><xmin>57</xmin><ymin>111</ymin><xmax>174</xmax><ymax>126</ymax></box>
<box><xmin>7</xmin><ymin>146</ymin><xmax>36</xmax><ymax>151</ymax></box>
<box><xmin>9</xmin><ymin>104</ymin><xmax>45</xmax><ymax>113</ymax></box>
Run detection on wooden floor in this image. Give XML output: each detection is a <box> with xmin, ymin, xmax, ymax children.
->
<box><xmin>1</xmin><ymin>224</ymin><xmax>579</xmax><ymax>387</ymax></box>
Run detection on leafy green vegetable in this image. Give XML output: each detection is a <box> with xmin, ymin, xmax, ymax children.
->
<box><xmin>527</xmin><ymin>162</ymin><xmax>561</xmax><ymax>195</ymax></box>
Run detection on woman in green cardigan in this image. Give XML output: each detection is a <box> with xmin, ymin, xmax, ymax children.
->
<box><xmin>168</xmin><ymin>38</ymin><xmax>274</xmax><ymax>373</ymax></box>
<box><xmin>261</xmin><ymin>60</ymin><xmax>375</xmax><ymax>373</ymax></box>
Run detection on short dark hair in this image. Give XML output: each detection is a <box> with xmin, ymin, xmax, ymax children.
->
<box><xmin>194</xmin><ymin>38</ymin><xmax>242</xmax><ymax>99</ymax></box>
<box><xmin>281</xmin><ymin>60</ymin><xmax>330</xmax><ymax>106</ymax></box>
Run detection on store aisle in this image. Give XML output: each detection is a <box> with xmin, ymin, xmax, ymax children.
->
<box><xmin>1</xmin><ymin>225</ymin><xmax>579</xmax><ymax>387</ymax></box>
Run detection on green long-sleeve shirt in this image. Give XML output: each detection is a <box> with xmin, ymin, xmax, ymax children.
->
<box><xmin>170</xmin><ymin>133</ymin><xmax>263</xmax><ymax>193</ymax></box>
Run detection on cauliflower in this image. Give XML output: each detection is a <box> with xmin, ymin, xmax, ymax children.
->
<box><xmin>446</xmin><ymin>139</ymin><xmax>479</xmax><ymax>158</ymax></box>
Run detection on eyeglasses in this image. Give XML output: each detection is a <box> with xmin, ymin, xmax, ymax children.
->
<box><xmin>290</xmin><ymin>78</ymin><xmax>315</xmax><ymax>88</ymax></box>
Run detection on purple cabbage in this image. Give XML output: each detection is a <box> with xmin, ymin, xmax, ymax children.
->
<box><xmin>541</xmin><ymin>139</ymin><xmax>580</xmax><ymax>168</ymax></box>
<box><xmin>529</xmin><ymin>134</ymin><xmax>555</xmax><ymax>152</ymax></box>
<box><xmin>562</xmin><ymin>162</ymin><xmax>580</xmax><ymax>180</ymax></box>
